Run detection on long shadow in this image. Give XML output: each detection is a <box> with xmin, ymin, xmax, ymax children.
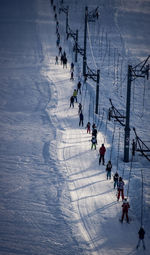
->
<box><xmin>68</xmin><ymin>171</ymin><xmax>104</xmax><ymax>182</ymax></box>
<box><xmin>71</xmin><ymin>188</ymin><xmax>113</xmax><ymax>203</ymax></box>
<box><xmin>69</xmin><ymin>178</ymin><xmax>106</xmax><ymax>192</ymax></box>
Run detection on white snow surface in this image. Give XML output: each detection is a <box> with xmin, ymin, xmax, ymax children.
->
<box><xmin>0</xmin><ymin>0</ymin><xmax>150</xmax><ymax>254</ymax></box>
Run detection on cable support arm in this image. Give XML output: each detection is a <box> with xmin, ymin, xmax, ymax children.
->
<box><xmin>67</xmin><ymin>25</ymin><xmax>77</xmax><ymax>40</ymax></box>
<box><xmin>86</xmin><ymin>65</ymin><xmax>97</xmax><ymax>82</ymax></box>
<box><xmin>88</xmin><ymin>7</ymin><xmax>99</xmax><ymax>21</ymax></box>
<box><xmin>109</xmin><ymin>99</ymin><xmax>126</xmax><ymax>126</ymax></box>
<box><xmin>132</xmin><ymin>55</ymin><xmax>150</xmax><ymax>80</ymax></box>
<box><xmin>133</xmin><ymin>128</ymin><xmax>150</xmax><ymax>161</ymax></box>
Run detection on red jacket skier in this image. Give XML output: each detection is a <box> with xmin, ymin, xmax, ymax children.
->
<box><xmin>99</xmin><ymin>144</ymin><xmax>106</xmax><ymax>165</ymax></box>
<box><xmin>120</xmin><ymin>198</ymin><xmax>130</xmax><ymax>223</ymax></box>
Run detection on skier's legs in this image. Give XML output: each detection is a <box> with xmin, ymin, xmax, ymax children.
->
<box><xmin>125</xmin><ymin>212</ymin><xmax>129</xmax><ymax>222</ymax></box>
<box><xmin>136</xmin><ymin>239</ymin><xmax>141</xmax><ymax>249</ymax></box>
<box><xmin>121</xmin><ymin>211</ymin><xmax>125</xmax><ymax>221</ymax></box>
<box><xmin>102</xmin><ymin>155</ymin><xmax>105</xmax><ymax>165</ymax></box>
<box><xmin>121</xmin><ymin>190</ymin><xmax>124</xmax><ymax>200</ymax></box>
<box><xmin>99</xmin><ymin>155</ymin><xmax>102</xmax><ymax>165</ymax></box>
<box><xmin>142</xmin><ymin>240</ymin><xmax>146</xmax><ymax>249</ymax></box>
<box><xmin>117</xmin><ymin>189</ymin><xmax>120</xmax><ymax>200</ymax></box>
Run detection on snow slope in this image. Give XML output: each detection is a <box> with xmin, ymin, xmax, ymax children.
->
<box><xmin>0</xmin><ymin>0</ymin><xmax>150</xmax><ymax>254</ymax></box>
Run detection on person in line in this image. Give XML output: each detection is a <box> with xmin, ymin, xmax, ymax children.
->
<box><xmin>60</xmin><ymin>54</ymin><xmax>64</xmax><ymax>65</ymax></box>
<box><xmin>86</xmin><ymin>122</ymin><xmax>91</xmax><ymax>134</ymax></box>
<box><xmin>70</xmin><ymin>95</ymin><xmax>74</xmax><ymax>108</ymax></box>
<box><xmin>106</xmin><ymin>160</ymin><xmax>112</xmax><ymax>180</ymax></box>
<box><xmin>78</xmin><ymin>103</ymin><xmax>82</xmax><ymax>115</ymax></box>
<box><xmin>79</xmin><ymin>111</ymin><xmax>84</xmax><ymax>127</ymax></box>
<box><xmin>59</xmin><ymin>46</ymin><xmax>62</xmax><ymax>55</ymax></box>
<box><xmin>70</xmin><ymin>62</ymin><xmax>74</xmax><ymax>72</ymax></box>
<box><xmin>99</xmin><ymin>144</ymin><xmax>106</xmax><ymax>165</ymax></box>
<box><xmin>136</xmin><ymin>226</ymin><xmax>146</xmax><ymax>250</ymax></box>
<box><xmin>120</xmin><ymin>198</ymin><xmax>130</xmax><ymax>223</ymax></box>
<box><xmin>91</xmin><ymin>136</ymin><xmax>97</xmax><ymax>150</ymax></box>
<box><xmin>92</xmin><ymin>123</ymin><xmax>96</xmax><ymax>130</ymax></box>
<box><xmin>132</xmin><ymin>139</ymin><xmax>136</xmax><ymax>156</ymax></box>
<box><xmin>113</xmin><ymin>171</ymin><xmax>119</xmax><ymax>189</ymax></box>
<box><xmin>77</xmin><ymin>81</ymin><xmax>82</xmax><ymax>94</ymax></box>
<box><xmin>117</xmin><ymin>177</ymin><xmax>124</xmax><ymax>201</ymax></box>
<box><xmin>92</xmin><ymin>126</ymin><xmax>97</xmax><ymax>139</ymax></box>
<box><xmin>54</xmin><ymin>13</ymin><xmax>57</xmax><ymax>21</ymax></box>
<box><xmin>56</xmin><ymin>37</ymin><xmax>60</xmax><ymax>47</ymax></box>
<box><xmin>73</xmin><ymin>89</ymin><xmax>78</xmax><ymax>103</ymax></box>
<box><xmin>70</xmin><ymin>71</ymin><xmax>74</xmax><ymax>80</ymax></box>
<box><xmin>55</xmin><ymin>56</ymin><xmax>58</xmax><ymax>64</ymax></box>
<box><xmin>63</xmin><ymin>56</ymin><xmax>67</xmax><ymax>68</ymax></box>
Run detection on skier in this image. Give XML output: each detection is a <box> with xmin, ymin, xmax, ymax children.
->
<box><xmin>86</xmin><ymin>122</ymin><xmax>91</xmax><ymax>134</ymax></box>
<box><xmin>63</xmin><ymin>56</ymin><xmax>67</xmax><ymax>68</ymax></box>
<box><xmin>117</xmin><ymin>177</ymin><xmax>124</xmax><ymax>201</ymax></box>
<box><xmin>70</xmin><ymin>62</ymin><xmax>74</xmax><ymax>72</ymax></box>
<box><xmin>132</xmin><ymin>139</ymin><xmax>136</xmax><ymax>156</ymax></box>
<box><xmin>60</xmin><ymin>54</ymin><xmax>64</xmax><ymax>65</ymax></box>
<box><xmin>54</xmin><ymin>13</ymin><xmax>57</xmax><ymax>21</ymax></box>
<box><xmin>99</xmin><ymin>144</ymin><xmax>106</xmax><ymax>165</ymax></box>
<box><xmin>91</xmin><ymin>136</ymin><xmax>97</xmax><ymax>150</ymax></box>
<box><xmin>106</xmin><ymin>160</ymin><xmax>112</xmax><ymax>180</ymax></box>
<box><xmin>59</xmin><ymin>46</ymin><xmax>62</xmax><ymax>56</ymax></box>
<box><xmin>120</xmin><ymin>198</ymin><xmax>130</xmax><ymax>223</ymax></box>
<box><xmin>56</xmin><ymin>37</ymin><xmax>60</xmax><ymax>47</ymax></box>
<box><xmin>55</xmin><ymin>56</ymin><xmax>58</xmax><ymax>64</ymax></box>
<box><xmin>70</xmin><ymin>95</ymin><xmax>74</xmax><ymax>108</ymax></box>
<box><xmin>78</xmin><ymin>103</ymin><xmax>82</xmax><ymax>115</ymax></box>
<box><xmin>73</xmin><ymin>89</ymin><xmax>78</xmax><ymax>103</ymax></box>
<box><xmin>113</xmin><ymin>171</ymin><xmax>119</xmax><ymax>189</ymax></box>
<box><xmin>79</xmin><ymin>111</ymin><xmax>84</xmax><ymax>127</ymax></box>
<box><xmin>70</xmin><ymin>71</ymin><xmax>74</xmax><ymax>81</ymax></box>
<box><xmin>92</xmin><ymin>123</ymin><xmax>96</xmax><ymax>130</ymax></box>
<box><xmin>136</xmin><ymin>226</ymin><xmax>146</xmax><ymax>250</ymax></box>
<box><xmin>92</xmin><ymin>126</ymin><xmax>97</xmax><ymax>138</ymax></box>
<box><xmin>77</xmin><ymin>81</ymin><xmax>82</xmax><ymax>94</ymax></box>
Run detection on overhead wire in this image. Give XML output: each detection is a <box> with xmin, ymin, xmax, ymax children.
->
<box><xmin>87</xmin><ymin>21</ymin><xmax>98</xmax><ymax>69</ymax></box>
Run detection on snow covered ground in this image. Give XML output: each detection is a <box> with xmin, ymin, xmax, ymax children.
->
<box><xmin>0</xmin><ymin>0</ymin><xmax>150</xmax><ymax>254</ymax></box>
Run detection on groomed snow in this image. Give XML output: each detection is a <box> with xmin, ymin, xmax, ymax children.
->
<box><xmin>0</xmin><ymin>0</ymin><xmax>150</xmax><ymax>254</ymax></box>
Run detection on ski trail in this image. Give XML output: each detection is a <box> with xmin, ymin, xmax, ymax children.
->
<box><xmin>48</xmin><ymin>57</ymin><xmax>149</xmax><ymax>254</ymax></box>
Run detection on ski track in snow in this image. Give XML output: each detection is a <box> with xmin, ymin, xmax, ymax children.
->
<box><xmin>48</xmin><ymin>65</ymin><xmax>149</xmax><ymax>254</ymax></box>
<box><xmin>0</xmin><ymin>0</ymin><xmax>150</xmax><ymax>254</ymax></box>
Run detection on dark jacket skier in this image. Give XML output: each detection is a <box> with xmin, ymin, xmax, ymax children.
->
<box><xmin>77</xmin><ymin>81</ymin><xmax>81</xmax><ymax>94</ymax></box>
<box><xmin>106</xmin><ymin>160</ymin><xmax>112</xmax><ymax>180</ymax></box>
<box><xmin>79</xmin><ymin>112</ymin><xmax>84</xmax><ymax>127</ymax></box>
<box><xmin>70</xmin><ymin>96</ymin><xmax>74</xmax><ymax>108</ymax></box>
<box><xmin>136</xmin><ymin>227</ymin><xmax>146</xmax><ymax>250</ymax></box>
<box><xmin>117</xmin><ymin>177</ymin><xmax>124</xmax><ymax>201</ymax></box>
<box><xmin>113</xmin><ymin>171</ymin><xmax>119</xmax><ymax>189</ymax></box>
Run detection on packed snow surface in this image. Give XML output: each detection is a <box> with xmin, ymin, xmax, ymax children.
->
<box><xmin>0</xmin><ymin>0</ymin><xmax>150</xmax><ymax>254</ymax></box>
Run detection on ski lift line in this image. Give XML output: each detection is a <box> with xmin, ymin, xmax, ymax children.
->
<box><xmin>116</xmin><ymin>127</ymin><xmax>121</xmax><ymax>172</ymax></box>
<box><xmin>110</xmin><ymin>121</ymin><xmax>116</xmax><ymax>161</ymax></box>
<box><xmin>87</xmin><ymin>21</ymin><xmax>98</xmax><ymax>69</ymax></box>
<box><xmin>141</xmin><ymin>170</ymin><xmax>144</xmax><ymax>226</ymax></box>
<box><xmin>126</xmin><ymin>154</ymin><xmax>134</xmax><ymax>199</ymax></box>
